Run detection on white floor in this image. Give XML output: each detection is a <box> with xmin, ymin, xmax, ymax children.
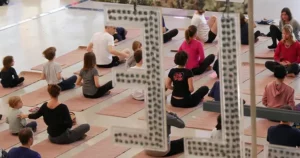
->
<box><xmin>1</xmin><ymin>0</ymin><xmax>300</xmax><ymax>157</ymax></box>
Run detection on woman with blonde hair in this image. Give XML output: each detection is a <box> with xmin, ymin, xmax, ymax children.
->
<box><xmin>265</xmin><ymin>24</ymin><xmax>300</xmax><ymax>77</ymax></box>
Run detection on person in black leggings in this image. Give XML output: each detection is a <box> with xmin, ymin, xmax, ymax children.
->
<box><xmin>240</xmin><ymin>13</ymin><xmax>260</xmax><ymax>45</ymax></box>
<box><xmin>162</xmin><ymin>17</ymin><xmax>179</xmax><ymax>43</ymax></box>
<box><xmin>166</xmin><ymin>51</ymin><xmax>209</xmax><ymax>108</ymax></box>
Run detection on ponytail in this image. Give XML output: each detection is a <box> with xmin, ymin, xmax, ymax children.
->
<box><xmin>185</xmin><ymin>25</ymin><xmax>197</xmax><ymax>44</ymax></box>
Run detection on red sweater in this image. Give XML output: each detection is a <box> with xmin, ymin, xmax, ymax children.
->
<box><xmin>274</xmin><ymin>41</ymin><xmax>300</xmax><ymax>63</ymax></box>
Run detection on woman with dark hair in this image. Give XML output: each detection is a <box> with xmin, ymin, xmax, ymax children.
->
<box><xmin>268</xmin><ymin>7</ymin><xmax>300</xmax><ymax>49</ymax></box>
<box><xmin>178</xmin><ymin>25</ymin><xmax>215</xmax><ymax>75</ymax></box>
<box><xmin>240</xmin><ymin>13</ymin><xmax>261</xmax><ymax>45</ymax></box>
<box><xmin>211</xmin><ymin>114</ymin><xmax>222</xmax><ymax>140</ymax></box>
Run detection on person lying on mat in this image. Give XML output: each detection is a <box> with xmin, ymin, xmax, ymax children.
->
<box><xmin>113</xmin><ymin>27</ymin><xmax>127</xmax><ymax>43</ymax></box>
<box><xmin>129</xmin><ymin>50</ymin><xmax>144</xmax><ymax>101</ymax></box>
<box><xmin>41</xmin><ymin>47</ymin><xmax>77</xmax><ymax>91</ymax></box>
<box><xmin>265</xmin><ymin>24</ymin><xmax>300</xmax><ymax>77</ymax></box>
<box><xmin>267</xmin><ymin>8</ymin><xmax>300</xmax><ymax>49</ymax></box>
<box><xmin>146</xmin><ymin>112</ymin><xmax>185</xmax><ymax>157</ymax></box>
<box><xmin>126</xmin><ymin>40</ymin><xmax>142</xmax><ymax>68</ymax></box>
<box><xmin>267</xmin><ymin>105</ymin><xmax>300</xmax><ymax>147</ymax></box>
<box><xmin>240</xmin><ymin>13</ymin><xmax>261</xmax><ymax>45</ymax></box>
<box><xmin>178</xmin><ymin>25</ymin><xmax>215</xmax><ymax>75</ymax></box>
<box><xmin>87</xmin><ymin>26</ymin><xmax>130</xmax><ymax>68</ymax></box>
<box><xmin>191</xmin><ymin>9</ymin><xmax>217</xmax><ymax>43</ymax></box>
<box><xmin>162</xmin><ymin>16</ymin><xmax>179</xmax><ymax>43</ymax></box>
<box><xmin>76</xmin><ymin>52</ymin><xmax>113</xmax><ymax>99</ymax></box>
<box><xmin>18</xmin><ymin>85</ymin><xmax>90</xmax><ymax>144</ymax></box>
<box><xmin>6</xmin><ymin>96</ymin><xmax>37</xmax><ymax>135</ymax></box>
<box><xmin>166</xmin><ymin>51</ymin><xmax>209</xmax><ymax>108</ymax></box>
<box><xmin>211</xmin><ymin>114</ymin><xmax>222</xmax><ymax>140</ymax></box>
<box><xmin>8</xmin><ymin>128</ymin><xmax>41</xmax><ymax>158</ymax></box>
<box><xmin>0</xmin><ymin>56</ymin><xmax>24</xmax><ymax>88</ymax></box>
<box><xmin>262</xmin><ymin>65</ymin><xmax>295</xmax><ymax>108</ymax></box>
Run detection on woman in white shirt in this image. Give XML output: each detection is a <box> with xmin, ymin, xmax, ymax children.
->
<box><xmin>191</xmin><ymin>9</ymin><xmax>218</xmax><ymax>43</ymax></box>
<box><xmin>211</xmin><ymin>114</ymin><xmax>222</xmax><ymax>140</ymax></box>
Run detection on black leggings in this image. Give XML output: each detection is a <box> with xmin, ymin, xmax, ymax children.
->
<box><xmin>83</xmin><ymin>81</ymin><xmax>113</xmax><ymax>99</ymax></box>
<box><xmin>164</xmin><ymin>138</ymin><xmax>184</xmax><ymax>157</ymax></box>
<box><xmin>270</xmin><ymin>25</ymin><xmax>282</xmax><ymax>46</ymax></box>
<box><xmin>213</xmin><ymin>59</ymin><xmax>219</xmax><ymax>78</ymax></box>
<box><xmin>97</xmin><ymin>56</ymin><xmax>120</xmax><ymax>68</ymax></box>
<box><xmin>192</xmin><ymin>54</ymin><xmax>215</xmax><ymax>75</ymax></box>
<box><xmin>171</xmin><ymin>86</ymin><xmax>209</xmax><ymax>108</ymax></box>
<box><xmin>163</xmin><ymin>29</ymin><xmax>179</xmax><ymax>43</ymax></box>
<box><xmin>265</xmin><ymin>61</ymin><xmax>300</xmax><ymax>75</ymax></box>
<box><xmin>3</xmin><ymin>77</ymin><xmax>25</xmax><ymax>88</ymax></box>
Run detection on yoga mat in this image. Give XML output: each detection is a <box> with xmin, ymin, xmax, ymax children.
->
<box><xmin>185</xmin><ymin>111</ymin><xmax>219</xmax><ymax>130</ymax></box>
<box><xmin>63</xmin><ymin>88</ymin><xmax>126</xmax><ymax>112</ymax></box>
<box><xmin>193</xmin><ymin>70</ymin><xmax>214</xmax><ymax>82</ymax></box>
<box><xmin>0</xmin><ymin>71</ymin><xmax>41</xmax><ymax>98</ymax></box>
<box><xmin>114</xmin><ymin>28</ymin><xmax>142</xmax><ymax>46</ymax></box>
<box><xmin>96</xmin><ymin>96</ymin><xmax>144</xmax><ymax>118</ymax></box>
<box><xmin>74</xmin><ymin>66</ymin><xmax>113</xmax><ymax>76</ymax></box>
<box><xmin>73</xmin><ymin>136</ymin><xmax>130</xmax><ymax>158</ymax></box>
<box><xmin>240</xmin><ymin>37</ymin><xmax>271</xmax><ymax>54</ymax></box>
<box><xmin>242</xmin><ymin>75</ymin><xmax>295</xmax><ymax>96</ymax></box>
<box><xmin>0</xmin><ymin>118</ymin><xmax>47</xmax><ymax>149</ymax></box>
<box><xmin>244</xmin><ymin>119</ymin><xmax>279</xmax><ymax>138</ymax></box>
<box><xmin>31</xmin><ymin>126</ymin><xmax>107</xmax><ymax>158</ymax></box>
<box><xmin>31</xmin><ymin>47</ymin><xmax>87</xmax><ymax>71</ymax></box>
<box><xmin>245</xmin><ymin>143</ymin><xmax>264</xmax><ymax>155</ymax></box>
<box><xmin>255</xmin><ymin>49</ymin><xmax>274</xmax><ymax>59</ymax></box>
<box><xmin>240</xmin><ymin>62</ymin><xmax>266</xmax><ymax>82</ymax></box>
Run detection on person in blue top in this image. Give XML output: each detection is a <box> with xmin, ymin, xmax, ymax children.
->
<box><xmin>240</xmin><ymin>13</ymin><xmax>261</xmax><ymax>45</ymax></box>
<box><xmin>8</xmin><ymin>128</ymin><xmax>41</xmax><ymax>158</ymax></box>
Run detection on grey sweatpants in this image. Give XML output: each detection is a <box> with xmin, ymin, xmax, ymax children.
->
<box><xmin>48</xmin><ymin>124</ymin><xmax>90</xmax><ymax>144</ymax></box>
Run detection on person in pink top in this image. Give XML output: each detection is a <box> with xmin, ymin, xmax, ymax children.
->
<box><xmin>262</xmin><ymin>65</ymin><xmax>295</xmax><ymax>108</ymax></box>
<box><xmin>265</xmin><ymin>24</ymin><xmax>300</xmax><ymax>77</ymax></box>
<box><xmin>178</xmin><ymin>25</ymin><xmax>215</xmax><ymax>75</ymax></box>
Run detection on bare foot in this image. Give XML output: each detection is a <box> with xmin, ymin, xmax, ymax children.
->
<box><xmin>105</xmin><ymin>91</ymin><xmax>111</xmax><ymax>95</ymax></box>
<box><xmin>206</xmin><ymin>66</ymin><xmax>212</xmax><ymax>71</ymax></box>
<box><xmin>287</xmin><ymin>73</ymin><xmax>296</xmax><ymax>77</ymax></box>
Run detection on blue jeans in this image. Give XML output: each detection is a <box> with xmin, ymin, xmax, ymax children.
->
<box><xmin>58</xmin><ymin>75</ymin><xmax>77</xmax><ymax>91</ymax></box>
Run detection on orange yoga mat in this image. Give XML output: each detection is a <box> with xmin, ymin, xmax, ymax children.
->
<box><xmin>97</xmin><ymin>96</ymin><xmax>144</xmax><ymax>118</ymax></box>
<box><xmin>0</xmin><ymin>71</ymin><xmax>41</xmax><ymax>98</ymax></box>
<box><xmin>31</xmin><ymin>126</ymin><xmax>107</xmax><ymax>158</ymax></box>
<box><xmin>255</xmin><ymin>49</ymin><xmax>274</xmax><ymax>59</ymax></box>
<box><xmin>240</xmin><ymin>62</ymin><xmax>266</xmax><ymax>82</ymax></box>
<box><xmin>31</xmin><ymin>47</ymin><xmax>87</xmax><ymax>71</ymax></box>
<box><xmin>63</xmin><ymin>88</ymin><xmax>126</xmax><ymax>112</ymax></box>
<box><xmin>242</xmin><ymin>75</ymin><xmax>295</xmax><ymax>96</ymax></box>
<box><xmin>73</xmin><ymin>136</ymin><xmax>130</xmax><ymax>158</ymax></box>
<box><xmin>185</xmin><ymin>111</ymin><xmax>219</xmax><ymax>130</ymax></box>
<box><xmin>244</xmin><ymin>119</ymin><xmax>279</xmax><ymax>138</ymax></box>
<box><xmin>0</xmin><ymin>118</ymin><xmax>47</xmax><ymax>149</ymax></box>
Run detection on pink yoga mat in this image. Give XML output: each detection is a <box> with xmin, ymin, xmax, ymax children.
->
<box><xmin>255</xmin><ymin>49</ymin><xmax>274</xmax><ymax>59</ymax></box>
<box><xmin>242</xmin><ymin>75</ymin><xmax>295</xmax><ymax>96</ymax></box>
<box><xmin>31</xmin><ymin>126</ymin><xmax>107</xmax><ymax>158</ymax></box>
<box><xmin>31</xmin><ymin>47</ymin><xmax>87</xmax><ymax>71</ymax></box>
<box><xmin>63</xmin><ymin>88</ymin><xmax>126</xmax><ymax>112</ymax></box>
<box><xmin>73</xmin><ymin>136</ymin><xmax>130</xmax><ymax>158</ymax></box>
<box><xmin>193</xmin><ymin>70</ymin><xmax>214</xmax><ymax>82</ymax></box>
<box><xmin>0</xmin><ymin>71</ymin><xmax>41</xmax><ymax>98</ymax></box>
<box><xmin>185</xmin><ymin>111</ymin><xmax>219</xmax><ymax>130</ymax></box>
<box><xmin>240</xmin><ymin>62</ymin><xmax>266</xmax><ymax>82</ymax></box>
<box><xmin>244</xmin><ymin>119</ymin><xmax>278</xmax><ymax>138</ymax></box>
<box><xmin>115</xmin><ymin>28</ymin><xmax>142</xmax><ymax>46</ymax></box>
<box><xmin>97</xmin><ymin>96</ymin><xmax>144</xmax><ymax>118</ymax></box>
<box><xmin>0</xmin><ymin>118</ymin><xmax>47</xmax><ymax>149</ymax></box>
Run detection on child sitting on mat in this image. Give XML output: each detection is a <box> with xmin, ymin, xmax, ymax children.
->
<box><xmin>146</xmin><ymin>111</ymin><xmax>185</xmax><ymax>157</ymax></box>
<box><xmin>126</xmin><ymin>41</ymin><xmax>142</xmax><ymax>68</ymax></box>
<box><xmin>129</xmin><ymin>50</ymin><xmax>144</xmax><ymax>101</ymax></box>
<box><xmin>265</xmin><ymin>24</ymin><xmax>300</xmax><ymax>77</ymax></box>
<box><xmin>211</xmin><ymin>114</ymin><xmax>222</xmax><ymax>140</ymax></box>
<box><xmin>262</xmin><ymin>65</ymin><xmax>295</xmax><ymax>108</ymax></box>
<box><xmin>6</xmin><ymin>96</ymin><xmax>37</xmax><ymax>135</ymax></box>
<box><xmin>113</xmin><ymin>27</ymin><xmax>127</xmax><ymax>43</ymax></box>
<box><xmin>166</xmin><ymin>51</ymin><xmax>209</xmax><ymax>108</ymax></box>
<box><xmin>178</xmin><ymin>25</ymin><xmax>215</xmax><ymax>75</ymax></box>
<box><xmin>240</xmin><ymin>13</ymin><xmax>261</xmax><ymax>45</ymax></box>
<box><xmin>0</xmin><ymin>56</ymin><xmax>24</xmax><ymax>88</ymax></box>
<box><xmin>76</xmin><ymin>52</ymin><xmax>113</xmax><ymax>99</ymax></box>
<box><xmin>41</xmin><ymin>47</ymin><xmax>77</xmax><ymax>91</ymax></box>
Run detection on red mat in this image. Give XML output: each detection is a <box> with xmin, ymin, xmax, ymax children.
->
<box><xmin>31</xmin><ymin>126</ymin><xmax>107</xmax><ymax>158</ymax></box>
<box><xmin>63</xmin><ymin>88</ymin><xmax>126</xmax><ymax>112</ymax></box>
<box><xmin>255</xmin><ymin>49</ymin><xmax>274</xmax><ymax>59</ymax></box>
<box><xmin>97</xmin><ymin>96</ymin><xmax>144</xmax><ymax>118</ymax></box>
<box><xmin>0</xmin><ymin>71</ymin><xmax>41</xmax><ymax>98</ymax></box>
<box><xmin>31</xmin><ymin>47</ymin><xmax>87</xmax><ymax>71</ymax></box>
<box><xmin>185</xmin><ymin>111</ymin><xmax>219</xmax><ymax>130</ymax></box>
<box><xmin>240</xmin><ymin>62</ymin><xmax>266</xmax><ymax>82</ymax></box>
<box><xmin>0</xmin><ymin>118</ymin><xmax>47</xmax><ymax>149</ymax></box>
<box><xmin>73</xmin><ymin>136</ymin><xmax>130</xmax><ymax>158</ymax></box>
<box><xmin>244</xmin><ymin>119</ymin><xmax>279</xmax><ymax>138</ymax></box>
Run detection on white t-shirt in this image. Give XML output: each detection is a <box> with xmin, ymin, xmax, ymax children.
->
<box><xmin>129</xmin><ymin>66</ymin><xmax>144</xmax><ymax>101</ymax></box>
<box><xmin>191</xmin><ymin>13</ymin><xmax>210</xmax><ymax>42</ymax></box>
<box><xmin>211</xmin><ymin>128</ymin><xmax>222</xmax><ymax>140</ymax></box>
<box><xmin>42</xmin><ymin>61</ymin><xmax>62</xmax><ymax>84</ymax></box>
<box><xmin>90</xmin><ymin>32</ymin><xmax>115</xmax><ymax>65</ymax></box>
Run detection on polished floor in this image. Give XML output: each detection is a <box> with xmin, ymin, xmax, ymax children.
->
<box><xmin>1</xmin><ymin>0</ymin><xmax>300</xmax><ymax>157</ymax></box>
